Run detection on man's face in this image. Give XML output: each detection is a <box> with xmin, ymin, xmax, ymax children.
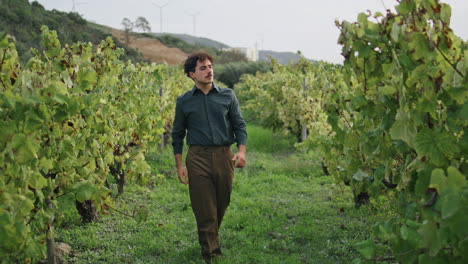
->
<box><xmin>189</xmin><ymin>59</ymin><xmax>214</xmax><ymax>85</ymax></box>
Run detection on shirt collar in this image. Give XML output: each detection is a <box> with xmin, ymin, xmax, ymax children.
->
<box><xmin>190</xmin><ymin>82</ymin><xmax>220</xmax><ymax>95</ymax></box>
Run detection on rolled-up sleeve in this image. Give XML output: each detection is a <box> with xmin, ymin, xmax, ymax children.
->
<box><xmin>171</xmin><ymin>96</ymin><xmax>186</xmax><ymax>155</ymax></box>
<box><xmin>229</xmin><ymin>92</ymin><xmax>247</xmax><ymax>147</ymax></box>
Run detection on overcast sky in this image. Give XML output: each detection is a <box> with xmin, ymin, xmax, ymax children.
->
<box><xmin>34</xmin><ymin>0</ymin><xmax>468</xmax><ymax>64</ymax></box>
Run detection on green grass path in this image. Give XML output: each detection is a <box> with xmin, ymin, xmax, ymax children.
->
<box><xmin>57</xmin><ymin>126</ymin><xmax>381</xmax><ymax>263</ymax></box>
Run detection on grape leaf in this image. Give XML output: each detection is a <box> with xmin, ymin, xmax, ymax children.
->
<box><xmin>414</xmin><ymin>129</ymin><xmax>459</xmax><ymax>166</ymax></box>
<box><xmin>354</xmin><ymin>239</ymin><xmax>375</xmax><ymax>259</ymax></box>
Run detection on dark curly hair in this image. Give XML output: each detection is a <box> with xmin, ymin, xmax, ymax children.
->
<box><xmin>183</xmin><ymin>52</ymin><xmax>214</xmax><ymax>78</ymax></box>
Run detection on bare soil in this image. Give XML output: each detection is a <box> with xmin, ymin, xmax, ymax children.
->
<box><xmin>111</xmin><ymin>29</ymin><xmax>187</xmax><ymax>65</ymax></box>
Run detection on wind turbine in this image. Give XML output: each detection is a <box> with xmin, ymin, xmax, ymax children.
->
<box><xmin>153</xmin><ymin>1</ymin><xmax>170</xmax><ymax>33</ymax></box>
<box><xmin>71</xmin><ymin>0</ymin><xmax>87</xmax><ymax>13</ymax></box>
<box><xmin>188</xmin><ymin>11</ymin><xmax>201</xmax><ymax>36</ymax></box>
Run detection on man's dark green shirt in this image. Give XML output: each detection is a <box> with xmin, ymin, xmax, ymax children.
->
<box><xmin>171</xmin><ymin>82</ymin><xmax>247</xmax><ymax>155</ymax></box>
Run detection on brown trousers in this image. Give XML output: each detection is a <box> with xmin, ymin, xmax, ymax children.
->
<box><xmin>186</xmin><ymin>145</ymin><xmax>235</xmax><ymax>260</ymax></box>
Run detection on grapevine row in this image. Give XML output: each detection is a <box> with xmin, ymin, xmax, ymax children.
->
<box><xmin>0</xmin><ymin>26</ymin><xmax>191</xmax><ymax>262</ymax></box>
<box><xmin>235</xmin><ymin>0</ymin><xmax>467</xmax><ymax>263</ymax></box>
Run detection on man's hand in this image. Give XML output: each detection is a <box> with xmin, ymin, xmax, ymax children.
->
<box><xmin>177</xmin><ymin>166</ymin><xmax>189</xmax><ymax>184</ymax></box>
<box><xmin>175</xmin><ymin>154</ymin><xmax>189</xmax><ymax>184</ymax></box>
<box><xmin>232</xmin><ymin>145</ymin><xmax>247</xmax><ymax>168</ymax></box>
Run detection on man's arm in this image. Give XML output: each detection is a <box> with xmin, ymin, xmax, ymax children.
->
<box><xmin>229</xmin><ymin>93</ymin><xmax>247</xmax><ymax>148</ymax></box>
<box><xmin>228</xmin><ymin>91</ymin><xmax>247</xmax><ymax>168</ymax></box>
<box><xmin>172</xmin><ymin>96</ymin><xmax>188</xmax><ymax>184</ymax></box>
<box><xmin>172</xmin><ymin>97</ymin><xmax>186</xmax><ymax>155</ymax></box>
<box><xmin>175</xmin><ymin>154</ymin><xmax>188</xmax><ymax>184</ymax></box>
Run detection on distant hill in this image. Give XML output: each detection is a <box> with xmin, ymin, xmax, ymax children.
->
<box><xmin>112</xmin><ymin>29</ymin><xmax>187</xmax><ymax>65</ymax></box>
<box><xmin>152</xmin><ymin>33</ymin><xmax>313</xmax><ymax>64</ymax></box>
<box><xmin>152</xmin><ymin>33</ymin><xmax>230</xmax><ymax>50</ymax></box>
<box><xmin>1</xmin><ymin>0</ymin><xmax>314</xmax><ymax>65</ymax></box>
<box><xmin>0</xmin><ymin>0</ymin><xmax>145</xmax><ymax>63</ymax></box>
<box><xmin>259</xmin><ymin>50</ymin><xmax>314</xmax><ymax>64</ymax></box>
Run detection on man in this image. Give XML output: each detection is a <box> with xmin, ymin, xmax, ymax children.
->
<box><xmin>171</xmin><ymin>52</ymin><xmax>247</xmax><ymax>263</ymax></box>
